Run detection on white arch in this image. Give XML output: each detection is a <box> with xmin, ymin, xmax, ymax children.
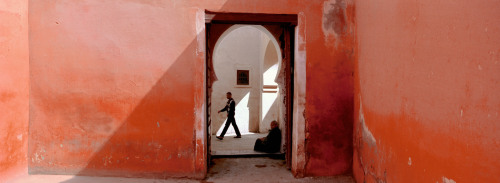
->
<box><xmin>211</xmin><ymin>25</ymin><xmax>284</xmax><ymax>136</ymax></box>
<box><xmin>213</xmin><ymin>24</ymin><xmax>282</xmax><ymax>81</ymax></box>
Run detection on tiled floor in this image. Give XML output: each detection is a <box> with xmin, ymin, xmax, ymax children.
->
<box><xmin>210</xmin><ymin>133</ymin><xmax>270</xmax><ymax>156</ymax></box>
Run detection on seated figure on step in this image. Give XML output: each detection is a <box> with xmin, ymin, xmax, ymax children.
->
<box><xmin>254</xmin><ymin>120</ymin><xmax>281</xmax><ymax>153</ymax></box>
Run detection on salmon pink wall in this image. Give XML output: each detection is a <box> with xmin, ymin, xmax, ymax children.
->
<box><xmin>0</xmin><ymin>0</ymin><xmax>29</xmax><ymax>182</ymax></box>
<box><xmin>27</xmin><ymin>0</ymin><xmax>355</xmax><ymax>178</ymax></box>
<box><xmin>28</xmin><ymin>0</ymin><xmax>206</xmax><ymax>178</ymax></box>
<box><xmin>303</xmin><ymin>0</ymin><xmax>355</xmax><ymax>176</ymax></box>
<box><xmin>354</xmin><ymin>0</ymin><xmax>500</xmax><ymax>182</ymax></box>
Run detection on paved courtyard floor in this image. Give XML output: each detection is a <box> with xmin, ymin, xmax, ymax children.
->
<box><xmin>211</xmin><ymin>133</ymin><xmax>269</xmax><ymax>155</ymax></box>
<box><xmin>10</xmin><ymin>157</ymin><xmax>354</xmax><ymax>183</ymax></box>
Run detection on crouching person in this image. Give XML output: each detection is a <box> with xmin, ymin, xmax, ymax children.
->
<box><xmin>254</xmin><ymin>120</ymin><xmax>281</xmax><ymax>153</ymax></box>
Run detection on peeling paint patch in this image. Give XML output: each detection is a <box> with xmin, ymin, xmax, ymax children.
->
<box><xmin>361</xmin><ymin>117</ymin><xmax>376</xmax><ymax>147</ymax></box>
<box><xmin>16</xmin><ymin>134</ymin><xmax>22</xmax><ymax>141</ymax></box>
<box><xmin>359</xmin><ymin>100</ymin><xmax>376</xmax><ymax>147</ymax></box>
<box><xmin>442</xmin><ymin>177</ymin><xmax>456</xmax><ymax>183</ymax></box>
<box><xmin>408</xmin><ymin>157</ymin><xmax>412</xmax><ymax>166</ymax></box>
<box><xmin>157</xmin><ymin>121</ymin><xmax>160</xmax><ymax>128</ymax></box>
<box><xmin>195</xmin><ymin>8</ymin><xmax>206</xmax><ymax>58</ymax></box>
<box><xmin>103</xmin><ymin>156</ymin><xmax>113</xmax><ymax>166</ymax></box>
<box><xmin>322</xmin><ymin>0</ymin><xmax>347</xmax><ymax>46</ymax></box>
<box><xmin>33</xmin><ymin>152</ymin><xmax>43</xmax><ymax>163</ymax></box>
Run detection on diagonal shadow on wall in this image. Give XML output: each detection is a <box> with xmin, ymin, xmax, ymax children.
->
<box><xmin>56</xmin><ymin>37</ymin><xmax>205</xmax><ymax>180</ymax></box>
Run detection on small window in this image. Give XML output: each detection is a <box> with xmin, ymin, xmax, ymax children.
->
<box><xmin>237</xmin><ymin>70</ymin><xmax>249</xmax><ymax>85</ymax></box>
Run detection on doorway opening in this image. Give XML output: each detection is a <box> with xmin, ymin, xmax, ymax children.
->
<box><xmin>209</xmin><ymin>25</ymin><xmax>283</xmax><ymax>156</ymax></box>
<box><xmin>205</xmin><ymin>12</ymin><xmax>297</xmax><ymax>169</ymax></box>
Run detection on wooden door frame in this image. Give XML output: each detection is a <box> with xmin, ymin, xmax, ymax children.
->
<box><xmin>204</xmin><ymin>11</ymin><xmax>297</xmax><ymax>168</ymax></box>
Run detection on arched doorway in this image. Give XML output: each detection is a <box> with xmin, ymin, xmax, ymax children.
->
<box><xmin>210</xmin><ymin>25</ymin><xmax>285</xmax><ymax>155</ymax></box>
<box><xmin>205</xmin><ymin>12</ymin><xmax>298</xmax><ymax>169</ymax></box>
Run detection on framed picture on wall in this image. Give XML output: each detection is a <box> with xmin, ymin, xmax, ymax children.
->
<box><xmin>234</xmin><ymin>65</ymin><xmax>251</xmax><ymax>88</ymax></box>
<box><xmin>237</xmin><ymin>70</ymin><xmax>249</xmax><ymax>85</ymax></box>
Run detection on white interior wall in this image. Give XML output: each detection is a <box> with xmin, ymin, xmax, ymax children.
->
<box><xmin>260</xmin><ymin>40</ymin><xmax>280</xmax><ymax>132</ymax></box>
<box><xmin>212</xmin><ymin>26</ymin><xmax>263</xmax><ymax>135</ymax></box>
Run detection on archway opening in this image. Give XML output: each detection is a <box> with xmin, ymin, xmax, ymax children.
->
<box><xmin>210</xmin><ymin>25</ymin><xmax>285</xmax><ymax>155</ymax></box>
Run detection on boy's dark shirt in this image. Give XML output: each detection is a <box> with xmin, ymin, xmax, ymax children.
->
<box><xmin>220</xmin><ymin>98</ymin><xmax>235</xmax><ymax>116</ymax></box>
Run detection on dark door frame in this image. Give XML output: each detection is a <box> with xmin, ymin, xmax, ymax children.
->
<box><xmin>205</xmin><ymin>11</ymin><xmax>297</xmax><ymax>168</ymax></box>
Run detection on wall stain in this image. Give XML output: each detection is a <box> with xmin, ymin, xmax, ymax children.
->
<box><xmin>322</xmin><ymin>0</ymin><xmax>347</xmax><ymax>36</ymax></box>
<box><xmin>0</xmin><ymin>92</ymin><xmax>16</xmax><ymax>103</ymax></box>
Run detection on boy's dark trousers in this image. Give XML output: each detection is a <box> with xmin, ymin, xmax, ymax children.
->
<box><xmin>219</xmin><ymin>115</ymin><xmax>241</xmax><ymax>137</ymax></box>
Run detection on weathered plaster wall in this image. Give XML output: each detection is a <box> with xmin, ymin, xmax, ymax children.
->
<box><xmin>354</xmin><ymin>0</ymin><xmax>500</xmax><ymax>182</ymax></box>
<box><xmin>304</xmin><ymin>0</ymin><xmax>355</xmax><ymax>176</ymax></box>
<box><xmin>28</xmin><ymin>0</ymin><xmax>206</xmax><ymax>178</ymax></box>
<box><xmin>27</xmin><ymin>0</ymin><xmax>355</xmax><ymax>178</ymax></box>
<box><xmin>0</xmin><ymin>0</ymin><xmax>29</xmax><ymax>182</ymax></box>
